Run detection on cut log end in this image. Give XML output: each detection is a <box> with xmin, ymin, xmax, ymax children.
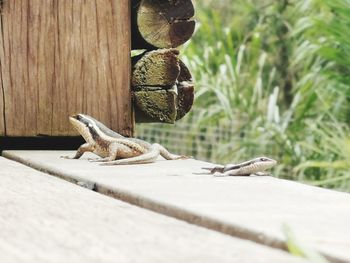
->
<box><xmin>177</xmin><ymin>83</ymin><xmax>194</xmax><ymax>120</ymax></box>
<box><xmin>132</xmin><ymin>49</ymin><xmax>194</xmax><ymax>123</ymax></box>
<box><xmin>133</xmin><ymin>82</ymin><xmax>194</xmax><ymax>123</ymax></box>
<box><xmin>132</xmin><ymin>0</ymin><xmax>196</xmax><ymax>49</ymax></box>
<box><xmin>132</xmin><ymin>49</ymin><xmax>180</xmax><ymax>87</ymax></box>
<box><xmin>175</xmin><ymin>59</ymin><xmax>194</xmax><ymax>120</ymax></box>
<box><xmin>134</xmin><ymin>89</ymin><xmax>177</xmax><ymax>123</ymax></box>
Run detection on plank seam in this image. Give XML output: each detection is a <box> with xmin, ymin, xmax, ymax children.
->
<box><xmin>0</xmin><ymin>3</ymin><xmax>6</xmax><ymax>135</ymax></box>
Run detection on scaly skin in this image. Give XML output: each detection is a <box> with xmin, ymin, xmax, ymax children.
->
<box><xmin>201</xmin><ymin>157</ymin><xmax>277</xmax><ymax>176</ymax></box>
<box><xmin>63</xmin><ymin>114</ymin><xmax>189</xmax><ymax>165</ymax></box>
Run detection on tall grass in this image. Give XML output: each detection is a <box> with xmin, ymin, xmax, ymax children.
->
<box><xmin>137</xmin><ymin>0</ymin><xmax>350</xmax><ymax>191</ymax></box>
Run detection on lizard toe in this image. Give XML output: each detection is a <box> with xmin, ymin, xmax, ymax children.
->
<box><xmin>60</xmin><ymin>156</ymin><xmax>72</xmax><ymax>159</ymax></box>
<box><xmin>176</xmin><ymin>155</ymin><xmax>192</xmax><ymax>160</ymax></box>
<box><xmin>99</xmin><ymin>162</ymin><xmax>115</xmax><ymax>166</ymax></box>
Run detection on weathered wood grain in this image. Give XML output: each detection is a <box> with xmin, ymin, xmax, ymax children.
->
<box><xmin>0</xmin><ymin>157</ymin><xmax>308</xmax><ymax>263</ymax></box>
<box><xmin>0</xmin><ymin>6</ymin><xmax>4</xmax><ymax>135</ymax></box>
<box><xmin>4</xmin><ymin>150</ymin><xmax>350</xmax><ymax>263</ymax></box>
<box><xmin>0</xmin><ymin>0</ymin><xmax>132</xmax><ymax>137</ymax></box>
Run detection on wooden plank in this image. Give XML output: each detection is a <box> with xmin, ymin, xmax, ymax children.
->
<box><xmin>3</xmin><ymin>150</ymin><xmax>350</xmax><ymax>263</ymax></box>
<box><xmin>0</xmin><ymin>7</ymin><xmax>4</xmax><ymax>135</ymax></box>
<box><xmin>34</xmin><ymin>0</ymin><xmax>56</xmax><ymax>136</ymax></box>
<box><xmin>0</xmin><ymin>157</ymin><xmax>307</xmax><ymax>263</ymax></box>
<box><xmin>0</xmin><ymin>0</ymin><xmax>132</xmax><ymax>137</ymax></box>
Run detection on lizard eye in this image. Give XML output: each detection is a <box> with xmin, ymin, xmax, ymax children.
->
<box><xmin>260</xmin><ymin>158</ymin><xmax>268</xmax><ymax>162</ymax></box>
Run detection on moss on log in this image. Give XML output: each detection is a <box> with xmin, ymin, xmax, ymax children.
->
<box><xmin>133</xmin><ymin>89</ymin><xmax>177</xmax><ymax>123</ymax></box>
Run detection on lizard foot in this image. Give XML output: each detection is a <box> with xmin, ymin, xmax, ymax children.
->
<box><xmin>60</xmin><ymin>156</ymin><xmax>74</xmax><ymax>160</ymax></box>
<box><xmin>175</xmin><ymin>155</ymin><xmax>193</xmax><ymax>160</ymax></box>
<box><xmin>88</xmin><ymin>158</ymin><xmax>103</xmax><ymax>162</ymax></box>
<box><xmin>88</xmin><ymin>157</ymin><xmax>114</xmax><ymax>163</ymax></box>
<box><xmin>99</xmin><ymin>162</ymin><xmax>125</xmax><ymax>166</ymax></box>
<box><xmin>253</xmin><ymin>172</ymin><xmax>270</xmax><ymax>176</ymax></box>
<box><xmin>213</xmin><ymin>172</ymin><xmax>228</xmax><ymax>177</ymax></box>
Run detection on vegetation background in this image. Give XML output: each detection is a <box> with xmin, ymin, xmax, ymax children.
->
<box><xmin>137</xmin><ymin>0</ymin><xmax>350</xmax><ymax>191</ymax></box>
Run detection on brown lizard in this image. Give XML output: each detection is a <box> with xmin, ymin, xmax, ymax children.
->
<box><xmin>62</xmin><ymin>114</ymin><xmax>189</xmax><ymax>165</ymax></box>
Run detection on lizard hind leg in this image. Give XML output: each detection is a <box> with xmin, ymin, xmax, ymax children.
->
<box><xmin>157</xmin><ymin>143</ymin><xmax>191</xmax><ymax>160</ymax></box>
<box><xmin>89</xmin><ymin>157</ymin><xmax>115</xmax><ymax>163</ymax></box>
<box><xmin>89</xmin><ymin>143</ymin><xmax>122</xmax><ymax>162</ymax></box>
<box><xmin>100</xmin><ymin>144</ymin><xmax>160</xmax><ymax>166</ymax></box>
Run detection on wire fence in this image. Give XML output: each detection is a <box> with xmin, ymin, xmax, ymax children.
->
<box><xmin>135</xmin><ymin>114</ymin><xmax>276</xmax><ymax>164</ymax></box>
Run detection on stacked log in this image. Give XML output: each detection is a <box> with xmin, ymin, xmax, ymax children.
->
<box><xmin>131</xmin><ymin>0</ymin><xmax>196</xmax><ymax>123</ymax></box>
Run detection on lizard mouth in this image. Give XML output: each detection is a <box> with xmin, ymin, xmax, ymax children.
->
<box><xmin>69</xmin><ymin>114</ymin><xmax>84</xmax><ymax>125</ymax></box>
<box><xmin>69</xmin><ymin>115</ymin><xmax>82</xmax><ymax>127</ymax></box>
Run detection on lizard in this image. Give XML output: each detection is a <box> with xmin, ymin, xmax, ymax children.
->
<box><xmin>201</xmin><ymin>157</ymin><xmax>277</xmax><ymax>176</ymax></box>
<box><xmin>62</xmin><ymin>114</ymin><xmax>189</xmax><ymax>165</ymax></box>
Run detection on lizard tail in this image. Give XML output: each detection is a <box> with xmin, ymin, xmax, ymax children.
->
<box><xmin>201</xmin><ymin>166</ymin><xmax>225</xmax><ymax>174</ymax></box>
<box><xmin>100</xmin><ymin>144</ymin><xmax>161</xmax><ymax>166</ymax></box>
<box><xmin>157</xmin><ymin>143</ymin><xmax>191</xmax><ymax>160</ymax></box>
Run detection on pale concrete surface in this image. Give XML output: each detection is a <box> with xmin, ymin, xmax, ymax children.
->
<box><xmin>4</xmin><ymin>150</ymin><xmax>350</xmax><ymax>263</ymax></box>
<box><xmin>0</xmin><ymin>157</ymin><xmax>310</xmax><ymax>263</ymax></box>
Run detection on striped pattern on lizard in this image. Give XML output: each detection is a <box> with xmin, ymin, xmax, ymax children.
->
<box><xmin>201</xmin><ymin>157</ymin><xmax>277</xmax><ymax>176</ymax></box>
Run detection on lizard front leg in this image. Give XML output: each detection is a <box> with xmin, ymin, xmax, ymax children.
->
<box><xmin>61</xmin><ymin>143</ymin><xmax>94</xmax><ymax>159</ymax></box>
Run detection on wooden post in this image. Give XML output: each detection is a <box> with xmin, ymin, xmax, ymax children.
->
<box><xmin>0</xmin><ymin>0</ymin><xmax>133</xmax><ymax>137</ymax></box>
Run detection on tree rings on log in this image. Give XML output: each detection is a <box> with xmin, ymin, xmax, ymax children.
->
<box><xmin>132</xmin><ymin>49</ymin><xmax>194</xmax><ymax>123</ymax></box>
<box><xmin>132</xmin><ymin>49</ymin><xmax>180</xmax><ymax>87</ymax></box>
<box><xmin>132</xmin><ymin>0</ymin><xmax>196</xmax><ymax>49</ymax></box>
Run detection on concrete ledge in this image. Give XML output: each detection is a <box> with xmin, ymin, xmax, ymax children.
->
<box><xmin>3</xmin><ymin>150</ymin><xmax>350</xmax><ymax>263</ymax></box>
<box><xmin>0</xmin><ymin>157</ymin><xmax>309</xmax><ymax>263</ymax></box>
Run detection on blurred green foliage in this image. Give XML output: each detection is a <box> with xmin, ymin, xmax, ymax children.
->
<box><xmin>138</xmin><ymin>0</ymin><xmax>350</xmax><ymax>191</ymax></box>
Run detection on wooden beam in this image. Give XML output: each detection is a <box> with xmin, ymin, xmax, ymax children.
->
<box><xmin>0</xmin><ymin>0</ymin><xmax>132</xmax><ymax>137</ymax></box>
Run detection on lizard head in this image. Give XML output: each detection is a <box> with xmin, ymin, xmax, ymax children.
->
<box><xmin>69</xmin><ymin>114</ymin><xmax>98</xmax><ymax>144</ymax></box>
<box><xmin>252</xmin><ymin>157</ymin><xmax>277</xmax><ymax>171</ymax></box>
